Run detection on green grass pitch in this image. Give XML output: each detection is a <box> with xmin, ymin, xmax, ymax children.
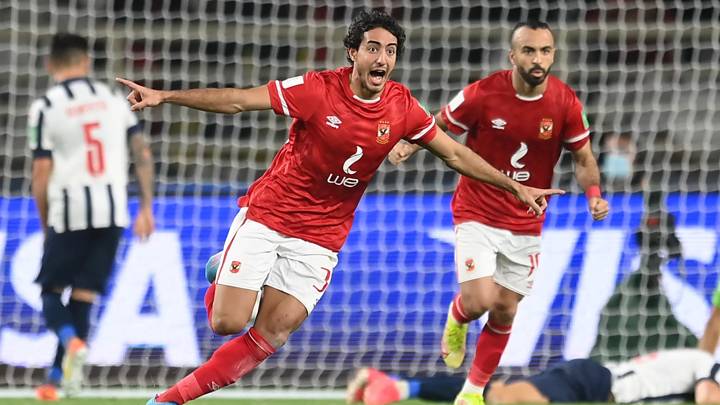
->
<box><xmin>0</xmin><ymin>400</ymin><xmax>443</xmax><ymax>405</ymax></box>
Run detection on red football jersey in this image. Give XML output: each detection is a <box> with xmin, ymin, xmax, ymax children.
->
<box><xmin>441</xmin><ymin>70</ymin><xmax>590</xmax><ymax>235</ymax></box>
<box><xmin>239</xmin><ymin>67</ymin><xmax>436</xmax><ymax>251</ymax></box>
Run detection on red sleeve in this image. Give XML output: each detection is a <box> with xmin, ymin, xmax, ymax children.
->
<box><xmin>440</xmin><ymin>82</ymin><xmax>481</xmax><ymax>135</ymax></box>
<box><xmin>562</xmin><ymin>92</ymin><xmax>591</xmax><ymax>151</ymax></box>
<box><xmin>403</xmin><ymin>98</ymin><xmax>437</xmax><ymax>145</ymax></box>
<box><xmin>267</xmin><ymin>71</ymin><xmax>323</xmax><ymax>121</ymax></box>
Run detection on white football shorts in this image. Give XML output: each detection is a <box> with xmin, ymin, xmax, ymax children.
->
<box><xmin>454</xmin><ymin>221</ymin><xmax>541</xmax><ymax>296</ymax></box>
<box><xmin>215</xmin><ymin>208</ymin><xmax>339</xmax><ymax>315</ymax></box>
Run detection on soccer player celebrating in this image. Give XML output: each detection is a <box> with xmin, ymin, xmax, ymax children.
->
<box><xmin>117</xmin><ymin>10</ymin><xmax>563</xmax><ymax>405</ymax></box>
<box><xmin>389</xmin><ymin>21</ymin><xmax>610</xmax><ymax>405</ymax></box>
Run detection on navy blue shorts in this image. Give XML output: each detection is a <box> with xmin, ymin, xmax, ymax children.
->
<box><xmin>525</xmin><ymin>358</ymin><xmax>612</xmax><ymax>402</ymax></box>
<box><xmin>35</xmin><ymin>227</ymin><xmax>124</xmax><ymax>294</ymax></box>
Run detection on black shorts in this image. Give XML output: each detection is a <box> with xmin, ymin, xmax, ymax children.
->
<box><xmin>525</xmin><ymin>358</ymin><xmax>612</xmax><ymax>402</ymax></box>
<box><xmin>35</xmin><ymin>227</ymin><xmax>124</xmax><ymax>294</ymax></box>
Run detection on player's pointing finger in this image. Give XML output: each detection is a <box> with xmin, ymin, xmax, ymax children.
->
<box><xmin>115</xmin><ymin>77</ymin><xmax>141</xmax><ymax>91</ymax></box>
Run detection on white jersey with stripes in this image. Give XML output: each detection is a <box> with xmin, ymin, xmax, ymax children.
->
<box><xmin>27</xmin><ymin>77</ymin><xmax>140</xmax><ymax>232</ymax></box>
<box><xmin>606</xmin><ymin>348</ymin><xmax>720</xmax><ymax>403</ymax></box>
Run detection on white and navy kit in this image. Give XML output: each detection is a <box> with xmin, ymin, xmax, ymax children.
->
<box><xmin>607</xmin><ymin>348</ymin><xmax>720</xmax><ymax>403</ymax></box>
<box><xmin>28</xmin><ymin>77</ymin><xmax>141</xmax><ymax>292</ymax></box>
<box><xmin>27</xmin><ymin>77</ymin><xmax>140</xmax><ymax>233</ymax></box>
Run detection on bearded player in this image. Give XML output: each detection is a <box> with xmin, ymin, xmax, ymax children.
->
<box><xmin>117</xmin><ymin>10</ymin><xmax>564</xmax><ymax>405</ymax></box>
<box><xmin>389</xmin><ymin>21</ymin><xmax>610</xmax><ymax>405</ymax></box>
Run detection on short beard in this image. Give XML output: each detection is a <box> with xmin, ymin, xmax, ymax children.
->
<box><xmin>519</xmin><ymin>65</ymin><xmax>549</xmax><ymax>87</ymax></box>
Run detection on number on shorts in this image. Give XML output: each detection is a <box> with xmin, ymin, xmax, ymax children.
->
<box><xmin>528</xmin><ymin>253</ymin><xmax>540</xmax><ymax>276</ymax></box>
<box><xmin>313</xmin><ymin>268</ymin><xmax>332</xmax><ymax>292</ymax></box>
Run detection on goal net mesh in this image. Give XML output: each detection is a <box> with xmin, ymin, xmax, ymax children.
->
<box><xmin>1</xmin><ymin>0</ymin><xmax>719</xmax><ymax>391</ymax></box>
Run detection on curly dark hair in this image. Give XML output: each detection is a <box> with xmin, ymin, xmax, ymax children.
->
<box><xmin>343</xmin><ymin>9</ymin><xmax>406</xmax><ymax>64</ymax></box>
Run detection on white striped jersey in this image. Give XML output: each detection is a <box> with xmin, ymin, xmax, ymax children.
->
<box><xmin>606</xmin><ymin>348</ymin><xmax>720</xmax><ymax>403</ymax></box>
<box><xmin>27</xmin><ymin>77</ymin><xmax>140</xmax><ymax>232</ymax></box>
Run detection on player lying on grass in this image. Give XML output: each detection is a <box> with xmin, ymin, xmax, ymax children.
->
<box><xmin>117</xmin><ymin>9</ymin><xmax>564</xmax><ymax>405</ymax></box>
<box><xmin>347</xmin><ymin>289</ymin><xmax>720</xmax><ymax>405</ymax></box>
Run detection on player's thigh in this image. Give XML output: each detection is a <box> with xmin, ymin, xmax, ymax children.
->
<box><xmin>74</xmin><ymin>227</ymin><xmax>124</xmax><ymax>294</ymax></box>
<box><xmin>215</xmin><ymin>218</ymin><xmax>280</xmax><ymax>321</ymax></box>
<box><xmin>454</xmin><ymin>221</ymin><xmax>501</xmax><ymax>284</ymax></box>
<box><xmin>252</xmin><ymin>285</ymin><xmax>309</xmax><ymax>343</ymax></box>
<box><xmin>268</xmin><ymin>240</ymin><xmax>338</xmax><ymax>317</ymax></box>
<box><xmin>495</xmin><ymin>234</ymin><xmax>541</xmax><ymax>296</ymax></box>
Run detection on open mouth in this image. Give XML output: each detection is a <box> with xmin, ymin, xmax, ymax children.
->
<box><xmin>369</xmin><ymin>69</ymin><xmax>386</xmax><ymax>85</ymax></box>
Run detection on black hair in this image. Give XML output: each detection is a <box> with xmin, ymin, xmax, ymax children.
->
<box><xmin>343</xmin><ymin>9</ymin><xmax>405</xmax><ymax>64</ymax></box>
<box><xmin>49</xmin><ymin>33</ymin><xmax>88</xmax><ymax>65</ymax></box>
<box><xmin>510</xmin><ymin>21</ymin><xmax>554</xmax><ymax>46</ymax></box>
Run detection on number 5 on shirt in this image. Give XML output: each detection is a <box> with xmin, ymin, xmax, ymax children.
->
<box><xmin>83</xmin><ymin>122</ymin><xmax>105</xmax><ymax>176</ymax></box>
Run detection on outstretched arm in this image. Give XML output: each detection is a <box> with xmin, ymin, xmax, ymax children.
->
<box><xmin>571</xmin><ymin>142</ymin><xmax>609</xmax><ymax>221</ymax></box>
<box><xmin>116</xmin><ymin>78</ymin><xmax>272</xmax><ymax>114</ymax></box>
<box><xmin>422</xmin><ymin>128</ymin><xmax>564</xmax><ymax>216</ymax></box>
<box><xmin>389</xmin><ymin>111</ymin><xmax>445</xmax><ymax>165</ymax></box>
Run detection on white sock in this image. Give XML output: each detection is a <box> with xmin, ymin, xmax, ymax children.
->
<box><xmin>461</xmin><ymin>379</ymin><xmax>484</xmax><ymax>395</ymax></box>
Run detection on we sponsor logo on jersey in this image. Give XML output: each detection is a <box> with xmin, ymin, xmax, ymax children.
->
<box><xmin>327</xmin><ymin>146</ymin><xmax>363</xmax><ymax>188</ymax></box>
<box><xmin>491</xmin><ymin>118</ymin><xmax>507</xmax><ymax>130</ymax></box>
<box><xmin>326</xmin><ymin>115</ymin><xmax>342</xmax><ymax>129</ymax></box>
<box><xmin>502</xmin><ymin>142</ymin><xmax>531</xmax><ymax>182</ymax></box>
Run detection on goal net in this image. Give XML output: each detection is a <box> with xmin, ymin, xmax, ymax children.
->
<box><xmin>1</xmin><ymin>0</ymin><xmax>719</xmax><ymax>392</ymax></box>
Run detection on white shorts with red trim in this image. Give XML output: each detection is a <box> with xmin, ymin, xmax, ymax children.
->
<box><xmin>454</xmin><ymin>221</ymin><xmax>541</xmax><ymax>296</ymax></box>
<box><xmin>216</xmin><ymin>208</ymin><xmax>339</xmax><ymax>314</ymax></box>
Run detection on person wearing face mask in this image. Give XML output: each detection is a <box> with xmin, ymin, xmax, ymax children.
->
<box><xmin>117</xmin><ymin>9</ymin><xmax>563</xmax><ymax>405</ymax></box>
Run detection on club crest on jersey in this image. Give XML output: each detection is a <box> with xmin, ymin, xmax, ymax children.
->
<box><xmin>377</xmin><ymin>121</ymin><xmax>391</xmax><ymax>144</ymax></box>
<box><xmin>465</xmin><ymin>258</ymin><xmax>475</xmax><ymax>272</ymax></box>
<box><xmin>539</xmin><ymin>118</ymin><xmax>553</xmax><ymax>139</ymax></box>
<box><xmin>230</xmin><ymin>260</ymin><xmax>241</xmax><ymax>273</ymax></box>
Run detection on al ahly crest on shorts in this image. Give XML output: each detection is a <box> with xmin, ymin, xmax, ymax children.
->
<box><xmin>539</xmin><ymin>118</ymin><xmax>553</xmax><ymax>139</ymax></box>
<box><xmin>377</xmin><ymin>120</ymin><xmax>391</xmax><ymax>144</ymax></box>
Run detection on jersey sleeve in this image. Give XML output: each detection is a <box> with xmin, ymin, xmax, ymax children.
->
<box><xmin>403</xmin><ymin>98</ymin><xmax>437</xmax><ymax>145</ymax></box>
<box><xmin>440</xmin><ymin>83</ymin><xmax>481</xmax><ymax>135</ymax></box>
<box><xmin>696</xmin><ymin>362</ymin><xmax>720</xmax><ymax>385</ymax></box>
<box><xmin>267</xmin><ymin>71</ymin><xmax>323</xmax><ymax>121</ymax></box>
<box><xmin>27</xmin><ymin>99</ymin><xmax>52</xmax><ymax>158</ymax></box>
<box><xmin>562</xmin><ymin>93</ymin><xmax>591</xmax><ymax>151</ymax></box>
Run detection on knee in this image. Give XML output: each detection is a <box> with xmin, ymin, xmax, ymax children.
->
<box><xmin>254</xmin><ymin>314</ymin><xmax>305</xmax><ymax>348</ymax></box>
<box><xmin>460</xmin><ymin>293</ymin><xmax>494</xmax><ymax>319</ymax></box>
<box><xmin>211</xmin><ymin>313</ymin><xmax>250</xmax><ymax>336</ymax></box>
<box><xmin>70</xmin><ymin>288</ymin><xmax>96</xmax><ymax>303</ymax></box>
<box><xmin>490</xmin><ymin>300</ymin><xmax>519</xmax><ymax>324</ymax></box>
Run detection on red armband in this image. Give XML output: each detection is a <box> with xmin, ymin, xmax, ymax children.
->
<box><xmin>585</xmin><ymin>185</ymin><xmax>602</xmax><ymax>199</ymax></box>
